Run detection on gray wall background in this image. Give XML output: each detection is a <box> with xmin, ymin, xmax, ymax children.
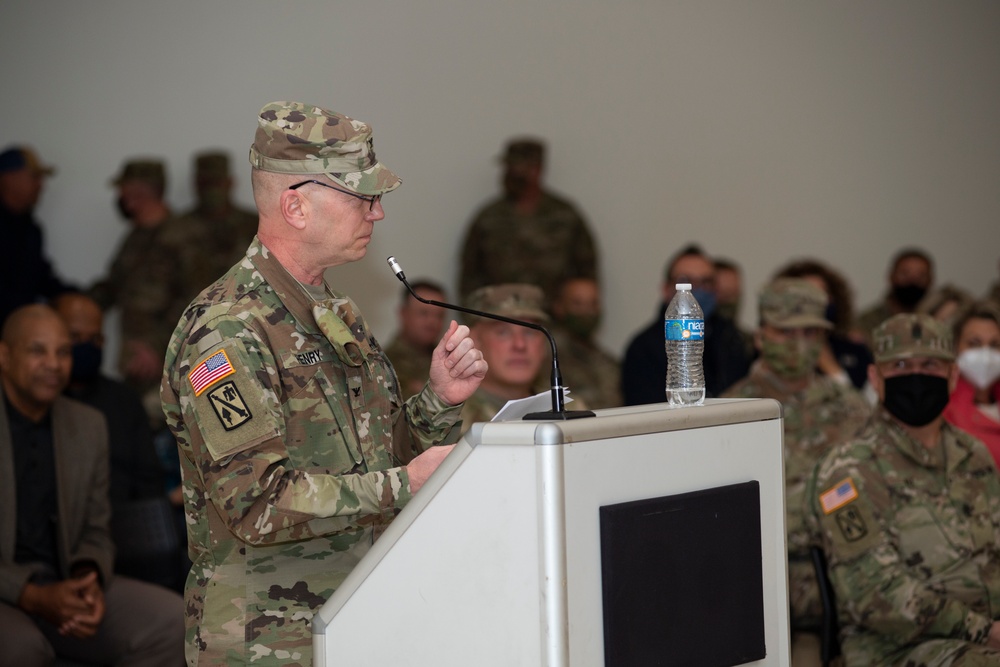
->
<box><xmin>3</xmin><ymin>1</ymin><xmax>998</xmax><ymax>363</ymax></box>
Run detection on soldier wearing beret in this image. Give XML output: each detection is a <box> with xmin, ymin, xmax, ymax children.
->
<box><xmin>722</xmin><ymin>278</ymin><xmax>869</xmax><ymax>663</ymax></box>
<box><xmin>458</xmin><ymin>138</ymin><xmax>598</xmax><ymax>304</ymax></box>
<box><xmin>161</xmin><ymin>101</ymin><xmax>487</xmax><ymax>665</ymax></box>
<box><xmin>808</xmin><ymin>313</ymin><xmax>1000</xmax><ymax>666</ymax></box>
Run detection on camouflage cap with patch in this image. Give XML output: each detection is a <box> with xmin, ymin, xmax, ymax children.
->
<box><xmin>249</xmin><ymin>101</ymin><xmax>400</xmax><ymax>196</ymax></box>
<box><xmin>872</xmin><ymin>313</ymin><xmax>954</xmax><ymax>363</ymax></box>
<box><xmin>111</xmin><ymin>159</ymin><xmax>166</xmax><ymax>189</ymax></box>
<box><xmin>464</xmin><ymin>283</ymin><xmax>549</xmax><ymax>326</ymax></box>
<box><xmin>501</xmin><ymin>138</ymin><xmax>545</xmax><ymax>165</ymax></box>
<box><xmin>759</xmin><ymin>278</ymin><xmax>832</xmax><ymax>330</ymax></box>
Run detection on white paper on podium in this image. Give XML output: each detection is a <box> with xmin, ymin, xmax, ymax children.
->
<box><xmin>490</xmin><ymin>388</ymin><xmax>573</xmax><ymax>422</ymax></box>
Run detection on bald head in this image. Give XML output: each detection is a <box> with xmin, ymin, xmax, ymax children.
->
<box><xmin>0</xmin><ymin>304</ymin><xmax>72</xmax><ymax>421</ymax></box>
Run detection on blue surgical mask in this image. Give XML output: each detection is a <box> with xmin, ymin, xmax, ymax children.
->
<box><xmin>691</xmin><ymin>288</ymin><xmax>716</xmax><ymax>318</ymax></box>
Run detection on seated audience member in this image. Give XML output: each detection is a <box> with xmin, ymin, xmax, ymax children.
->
<box><xmin>550</xmin><ymin>276</ymin><xmax>622</xmax><ymax>408</ymax></box>
<box><xmin>53</xmin><ymin>293</ymin><xmax>165</xmax><ymax>507</ymax></box>
<box><xmin>919</xmin><ymin>283</ymin><xmax>976</xmax><ymax>330</ymax></box>
<box><xmin>854</xmin><ymin>247</ymin><xmax>934</xmax><ymax>345</ymax></box>
<box><xmin>0</xmin><ymin>146</ymin><xmax>75</xmax><ymax>327</ymax></box>
<box><xmin>722</xmin><ymin>279</ymin><xmax>868</xmax><ymax>663</ymax></box>
<box><xmin>944</xmin><ymin>302</ymin><xmax>1000</xmax><ymax>465</ymax></box>
<box><xmin>776</xmin><ymin>259</ymin><xmax>874</xmax><ymax>391</ymax></box>
<box><xmin>460</xmin><ymin>284</ymin><xmax>552</xmax><ymax>432</ymax></box>
<box><xmin>986</xmin><ymin>259</ymin><xmax>1000</xmax><ymax>307</ymax></box>
<box><xmin>384</xmin><ymin>280</ymin><xmax>448</xmax><ymax>400</ymax></box>
<box><xmin>0</xmin><ymin>305</ymin><xmax>183</xmax><ymax>666</ymax></box>
<box><xmin>809</xmin><ymin>313</ymin><xmax>1000</xmax><ymax>666</ymax></box>
<box><xmin>621</xmin><ymin>244</ymin><xmax>752</xmax><ymax>405</ymax></box>
<box><xmin>458</xmin><ymin>137</ymin><xmax>598</xmax><ymax>303</ymax></box>
<box><xmin>714</xmin><ymin>257</ymin><xmax>755</xmax><ymax>360</ymax></box>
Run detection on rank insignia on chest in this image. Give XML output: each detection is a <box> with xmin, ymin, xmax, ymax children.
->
<box><xmin>206</xmin><ymin>381</ymin><xmax>253</xmax><ymax>431</ymax></box>
<box><xmin>188</xmin><ymin>349</ymin><xmax>236</xmax><ymax>396</ymax></box>
<box><xmin>819</xmin><ymin>477</ymin><xmax>859</xmax><ymax>515</ymax></box>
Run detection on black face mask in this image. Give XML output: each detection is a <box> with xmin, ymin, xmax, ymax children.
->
<box><xmin>71</xmin><ymin>342</ymin><xmax>103</xmax><ymax>383</ymax></box>
<box><xmin>883</xmin><ymin>374</ymin><xmax>950</xmax><ymax>427</ymax></box>
<box><xmin>892</xmin><ymin>284</ymin><xmax>927</xmax><ymax>309</ymax></box>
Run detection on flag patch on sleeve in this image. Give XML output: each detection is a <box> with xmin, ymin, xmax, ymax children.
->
<box><xmin>820</xmin><ymin>477</ymin><xmax>859</xmax><ymax>515</ymax></box>
<box><xmin>188</xmin><ymin>350</ymin><xmax>236</xmax><ymax>396</ymax></box>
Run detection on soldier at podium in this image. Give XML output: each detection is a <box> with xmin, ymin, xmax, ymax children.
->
<box><xmin>161</xmin><ymin>101</ymin><xmax>487</xmax><ymax>666</ymax></box>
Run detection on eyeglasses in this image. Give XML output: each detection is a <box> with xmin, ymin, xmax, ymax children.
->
<box><xmin>288</xmin><ymin>179</ymin><xmax>382</xmax><ymax>211</ymax></box>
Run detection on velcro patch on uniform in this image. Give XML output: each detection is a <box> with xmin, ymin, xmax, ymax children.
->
<box><xmin>206</xmin><ymin>381</ymin><xmax>252</xmax><ymax>431</ymax></box>
<box><xmin>188</xmin><ymin>349</ymin><xmax>236</xmax><ymax>396</ymax></box>
<box><xmin>819</xmin><ymin>477</ymin><xmax>859</xmax><ymax>515</ymax></box>
<box><xmin>834</xmin><ymin>505</ymin><xmax>868</xmax><ymax>542</ymax></box>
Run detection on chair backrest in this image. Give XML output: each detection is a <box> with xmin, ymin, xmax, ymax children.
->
<box><xmin>809</xmin><ymin>545</ymin><xmax>842</xmax><ymax>667</ymax></box>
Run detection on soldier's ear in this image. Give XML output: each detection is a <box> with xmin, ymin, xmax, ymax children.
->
<box><xmin>279</xmin><ymin>188</ymin><xmax>308</xmax><ymax>231</ymax></box>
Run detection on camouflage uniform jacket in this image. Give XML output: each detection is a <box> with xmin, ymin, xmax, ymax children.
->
<box><xmin>383</xmin><ymin>336</ymin><xmax>432</xmax><ymax>401</ymax></box>
<box><xmin>458</xmin><ymin>191</ymin><xmax>597</xmax><ymax>301</ymax></box>
<box><xmin>723</xmin><ymin>363</ymin><xmax>869</xmax><ymax>627</ymax></box>
<box><xmin>855</xmin><ymin>300</ymin><xmax>896</xmax><ymax>345</ymax></box>
<box><xmin>458</xmin><ymin>388</ymin><xmax>510</xmax><ymax>435</ymax></box>
<box><xmin>551</xmin><ymin>325</ymin><xmax>622</xmax><ymax>409</ymax></box>
<box><xmin>807</xmin><ymin>410</ymin><xmax>1000</xmax><ymax>666</ymax></box>
<box><xmin>161</xmin><ymin>238</ymin><xmax>462</xmax><ymax>666</ymax></box>
<box><xmin>183</xmin><ymin>204</ymin><xmax>260</xmax><ymax>287</ymax></box>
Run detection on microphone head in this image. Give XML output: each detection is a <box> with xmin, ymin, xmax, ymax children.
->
<box><xmin>386</xmin><ymin>256</ymin><xmax>405</xmax><ymax>279</ymax></box>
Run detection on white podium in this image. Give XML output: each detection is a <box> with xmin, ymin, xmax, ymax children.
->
<box><xmin>313</xmin><ymin>399</ymin><xmax>789</xmax><ymax>667</ymax></box>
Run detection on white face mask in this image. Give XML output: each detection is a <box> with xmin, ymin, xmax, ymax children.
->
<box><xmin>957</xmin><ymin>347</ymin><xmax>1000</xmax><ymax>391</ymax></box>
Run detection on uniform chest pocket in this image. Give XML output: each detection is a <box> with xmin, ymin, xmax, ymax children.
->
<box><xmin>281</xmin><ymin>358</ymin><xmax>363</xmax><ymax>470</ymax></box>
<box><xmin>967</xmin><ymin>495</ymin><xmax>996</xmax><ymax>551</ymax></box>
<box><xmin>895</xmin><ymin>505</ymin><xmax>963</xmax><ymax>575</ymax></box>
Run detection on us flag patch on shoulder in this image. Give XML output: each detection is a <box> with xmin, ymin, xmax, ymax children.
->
<box><xmin>188</xmin><ymin>350</ymin><xmax>236</xmax><ymax>396</ymax></box>
<box><xmin>820</xmin><ymin>477</ymin><xmax>859</xmax><ymax>515</ymax></box>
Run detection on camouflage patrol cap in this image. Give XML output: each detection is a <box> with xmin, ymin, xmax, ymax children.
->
<box><xmin>464</xmin><ymin>283</ymin><xmax>549</xmax><ymax>326</ymax></box>
<box><xmin>249</xmin><ymin>101</ymin><xmax>400</xmax><ymax>196</ymax></box>
<box><xmin>111</xmin><ymin>159</ymin><xmax>166</xmax><ymax>190</ymax></box>
<box><xmin>0</xmin><ymin>146</ymin><xmax>55</xmax><ymax>176</ymax></box>
<box><xmin>194</xmin><ymin>151</ymin><xmax>230</xmax><ymax>180</ymax></box>
<box><xmin>872</xmin><ymin>313</ymin><xmax>954</xmax><ymax>363</ymax></box>
<box><xmin>759</xmin><ymin>278</ymin><xmax>832</xmax><ymax>330</ymax></box>
<box><xmin>501</xmin><ymin>138</ymin><xmax>545</xmax><ymax>165</ymax></box>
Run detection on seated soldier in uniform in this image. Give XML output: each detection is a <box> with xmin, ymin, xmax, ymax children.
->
<box><xmin>459</xmin><ymin>284</ymin><xmax>552</xmax><ymax>432</ymax></box>
<box><xmin>384</xmin><ymin>280</ymin><xmax>447</xmax><ymax>400</ymax></box>
<box><xmin>809</xmin><ymin>313</ymin><xmax>1000</xmax><ymax>666</ymax></box>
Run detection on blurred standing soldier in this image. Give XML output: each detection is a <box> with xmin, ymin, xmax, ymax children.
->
<box><xmin>459</xmin><ymin>137</ymin><xmax>597</xmax><ymax>302</ymax></box>
<box><xmin>855</xmin><ymin>248</ymin><xmax>934</xmax><ymax>345</ymax></box>
<box><xmin>722</xmin><ymin>279</ymin><xmax>868</xmax><ymax>665</ymax></box>
<box><xmin>384</xmin><ymin>280</ymin><xmax>448</xmax><ymax>400</ymax></box>
<box><xmin>161</xmin><ymin>101</ymin><xmax>487</xmax><ymax>666</ymax></box>
<box><xmin>0</xmin><ymin>146</ymin><xmax>75</xmax><ymax>327</ymax></box>
<box><xmin>459</xmin><ymin>283</ymin><xmax>552</xmax><ymax>432</ymax></box>
<box><xmin>809</xmin><ymin>314</ymin><xmax>1000</xmax><ymax>666</ymax></box>
<box><xmin>987</xmin><ymin>259</ymin><xmax>1000</xmax><ymax>307</ymax></box>
<box><xmin>90</xmin><ymin>159</ymin><xmax>203</xmax><ymax>423</ymax></box>
<box><xmin>183</xmin><ymin>150</ymin><xmax>259</xmax><ymax>285</ymax></box>
<box><xmin>550</xmin><ymin>276</ymin><xmax>621</xmax><ymax>408</ymax></box>
<box><xmin>0</xmin><ymin>304</ymin><xmax>183</xmax><ymax>666</ymax></box>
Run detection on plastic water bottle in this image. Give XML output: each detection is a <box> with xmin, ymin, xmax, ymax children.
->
<box><xmin>665</xmin><ymin>283</ymin><xmax>706</xmax><ymax>406</ymax></box>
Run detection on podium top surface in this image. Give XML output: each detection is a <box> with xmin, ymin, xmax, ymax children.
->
<box><xmin>473</xmin><ymin>398</ymin><xmax>782</xmax><ymax>447</ymax></box>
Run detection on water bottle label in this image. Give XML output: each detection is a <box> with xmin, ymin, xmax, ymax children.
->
<box><xmin>665</xmin><ymin>318</ymin><xmax>705</xmax><ymax>341</ymax></box>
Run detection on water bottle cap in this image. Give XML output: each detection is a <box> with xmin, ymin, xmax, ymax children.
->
<box><xmin>675</xmin><ymin>283</ymin><xmax>691</xmax><ymax>291</ymax></box>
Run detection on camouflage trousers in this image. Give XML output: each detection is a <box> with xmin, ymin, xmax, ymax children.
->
<box><xmin>890</xmin><ymin>640</ymin><xmax>1000</xmax><ymax>666</ymax></box>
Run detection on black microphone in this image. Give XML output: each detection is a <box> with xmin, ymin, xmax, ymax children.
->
<box><xmin>387</xmin><ymin>256</ymin><xmax>595</xmax><ymax>421</ymax></box>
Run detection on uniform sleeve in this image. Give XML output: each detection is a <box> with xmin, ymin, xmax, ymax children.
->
<box><xmin>569</xmin><ymin>212</ymin><xmax>598</xmax><ymax>282</ymax></box>
<box><xmin>169</xmin><ymin>316</ymin><xmax>437</xmax><ymax>547</ymax></box>
<box><xmin>809</xmin><ymin>451</ymin><xmax>994</xmax><ymax>646</ymax></box>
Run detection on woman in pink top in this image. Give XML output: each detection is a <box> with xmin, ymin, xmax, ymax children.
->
<box><xmin>944</xmin><ymin>302</ymin><xmax>1000</xmax><ymax>464</ymax></box>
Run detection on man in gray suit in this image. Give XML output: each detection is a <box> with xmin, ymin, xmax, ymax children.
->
<box><xmin>0</xmin><ymin>305</ymin><xmax>184</xmax><ymax>666</ymax></box>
